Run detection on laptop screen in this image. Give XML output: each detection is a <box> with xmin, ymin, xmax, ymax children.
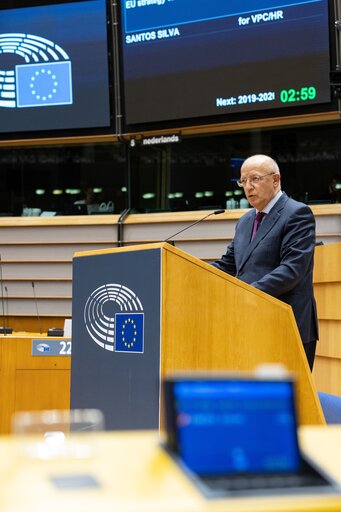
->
<box><xmin>164</xmin><ymin>376</ymin><xmax>301</xmax><ymax>476</ymax></box>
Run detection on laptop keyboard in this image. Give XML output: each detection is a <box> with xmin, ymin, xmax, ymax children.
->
<box><xmin>200</xmin><ymin>471</ymin><xmax>330</xmax><ymax>494</ymax></box>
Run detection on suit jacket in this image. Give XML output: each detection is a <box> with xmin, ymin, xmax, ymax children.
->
<box><xmin>212</xmin><ymin>192</ymin><xmax>318</xmax><ymax>344</ymax></box>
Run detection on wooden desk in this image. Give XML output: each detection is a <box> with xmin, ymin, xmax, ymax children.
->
<box><xmin>0</xmin><ymin>333</ymin><xmax>71</xmax><ymax>434</ymax></box>
<box><xmin>0</xmin><ymin>427</ymin><xmax>341</xmax><ymax>512</ymax></box>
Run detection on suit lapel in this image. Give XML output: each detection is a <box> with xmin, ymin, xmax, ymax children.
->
<box><xmin>239</xmin><ymin>213</ymin><xmax>255</xmax><ymax>253</ymax></box>
<box><xmin>238</xmin><ymin>193</ymin><xmax>288</xmax><ymax>271</ymax></box>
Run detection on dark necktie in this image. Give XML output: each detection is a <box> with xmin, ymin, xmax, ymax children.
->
<box><xmin>251</xmin><ymin>212</ymin><xmax>266</xmax><ymax>240</ymax></box>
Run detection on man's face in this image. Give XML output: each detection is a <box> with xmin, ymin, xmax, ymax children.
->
<box><xmin>240</xmin><ymin>158</ymin><xmax>280</xmax><ymax>211</ymax></box>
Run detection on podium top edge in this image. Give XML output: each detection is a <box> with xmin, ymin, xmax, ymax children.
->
<box><xmin>73</xmin><ymin>242</ymin><xmax>172</xmax><ymax>258</ymax></box>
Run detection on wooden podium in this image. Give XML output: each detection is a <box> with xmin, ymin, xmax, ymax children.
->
<box><xmin>71</xmin><ymin>243</ymin><xmax>324</xmax><ymax>429</ymax></box>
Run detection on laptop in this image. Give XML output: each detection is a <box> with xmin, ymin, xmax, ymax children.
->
<box><xmin>163</xmin><ymin>373</ymin><xmax>341</xmax><ymax>498</ymax></box>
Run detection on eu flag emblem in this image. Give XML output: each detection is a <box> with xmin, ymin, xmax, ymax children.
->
<box><xmin>16</xmin><ymin>61</ymin><xmax>73</xmax><ymax>108</ymax></box>
<box><xmin>115</xmin><ymin>313</ymin><xmax>144</xmax><ymax>353</ymax></box>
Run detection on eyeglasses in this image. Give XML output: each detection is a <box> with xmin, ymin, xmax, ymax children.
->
<box><xmin>237</xmin><ymin>172</ymin><xmax>275</xmax><ymax>188</ymax></box>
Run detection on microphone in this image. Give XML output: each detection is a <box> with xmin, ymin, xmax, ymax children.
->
<box><xmin>32</xmin><ymin>281</ymin><xmax>43</xmax><ymax>335</ymax></box>
<box><xmin>164</xmin><ymin>209</ymin><xmax>225</xmax><ymax>243</ymax></box>
<box><xmin>0</xmin><ymin>255</ymin><xmax>12</xmax><ymax>335</ymax></box>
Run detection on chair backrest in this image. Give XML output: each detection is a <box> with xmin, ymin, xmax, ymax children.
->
<box><xmin>318</xmin><ymin>392</ymin><xmax>341</xmax><ymax>424</ymax></box>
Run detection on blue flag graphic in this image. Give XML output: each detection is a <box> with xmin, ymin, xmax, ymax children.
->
<box><xmin>115</xmin><ymin>313</ymin><xmax>144</xmax><ymax>353</ymax></box>
<box><xmin>16</xmin><ymin>61</ymin><xmax>72</xmax><ymax>108</ymax></box>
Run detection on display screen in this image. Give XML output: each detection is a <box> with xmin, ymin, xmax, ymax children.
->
<box><xmin>166</xmin><ymin>378</ymin><xmax>300</xmax><ymax>476</ymax></box>
<box><xmin>0</xmin><ymin>0</ymin><xmax>113</xmax><ymax>136</ymax></box>
<box><xmin>120</xmin><ymin>0</ymin><xmax>332</xmax><ymax>128</ymax></box>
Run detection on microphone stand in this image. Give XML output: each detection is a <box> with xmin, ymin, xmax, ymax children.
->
<box><xmin>32</xmin><ymin>282</ymin><xmax>43</xmax><ymax>335</ymax></box>
<box><xmin>164</xmin><ymin>209</ymin><xmax>225</xmax><ymax>243</ymax></box>
<box><xmin>0</xmin><ymin>256</ymin><xmax>12</xmax><ymax>335</ymax></box>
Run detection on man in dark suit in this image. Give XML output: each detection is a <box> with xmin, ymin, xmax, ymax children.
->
<box><xmin>212</xmin><ymin>154</ymin><xmax>318</xmax><ymax>370</ymax></box>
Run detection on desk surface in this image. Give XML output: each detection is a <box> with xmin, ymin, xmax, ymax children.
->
<box><xmin>1</xmin><ymin>427</ymin><xmax>341</xmax><ymax>512</ymax></box>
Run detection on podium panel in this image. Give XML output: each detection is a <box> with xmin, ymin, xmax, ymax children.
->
<box><xmin>71</xmin><ymin>248</ymin><xmax>161</xmax><ymax>430</ymax></box>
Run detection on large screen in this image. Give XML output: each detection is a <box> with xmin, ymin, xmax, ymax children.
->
<box><xmin>0</xmin><ymin>0</ymin><xmax>113</xmax><ymax>137</ymax></box>
<box><xmin>119</xmin><ymin>0</ymin><xmax>333</xmax><ymax>128</ymax></box>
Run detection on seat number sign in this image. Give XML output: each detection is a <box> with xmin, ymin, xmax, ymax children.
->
<box><xmin>32</xmin><ymin>339</ymin><xmax>72</xmax><ymax>356</ymax></box>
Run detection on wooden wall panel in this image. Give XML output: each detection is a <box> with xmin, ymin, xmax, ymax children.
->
<box><xmin>313</xmin><ymin>357</ymin><xmax>341</xmax><ymax>395</ymax></box>
<box><xmin>317</xmin><ymin>320</ymin><xmax>341</xmax><ymax>359</ymax></box>
<box><xmin>314</xmin><ymin>283</ymin><xmax>341</xmax><ymax>320</ymax></box>
<box><xmin>313</xmin><ymin>243</ymin><xmax>341</xmax><ymax>395</ymax></box>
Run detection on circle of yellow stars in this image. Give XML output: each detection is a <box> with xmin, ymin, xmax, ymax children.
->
<box><xmin>121</xmin><ymin>318</ymin><xmax>137</xmax><ymax>349</ymax></box>
<box><xmin>30</xmin><ymin>69</ymin><xmax>58</xmax><ymax>102</ymax></box>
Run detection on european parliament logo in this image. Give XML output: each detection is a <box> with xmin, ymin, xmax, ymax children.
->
<box><xmin>84</xmin><ymin>284</ymin><xmax>145</xmax><ymax>354</ymax></box>
<box><xmin>0</xmin><ymin>33</ymin><xmax>73</xmax><ymax>109</ymax></box>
